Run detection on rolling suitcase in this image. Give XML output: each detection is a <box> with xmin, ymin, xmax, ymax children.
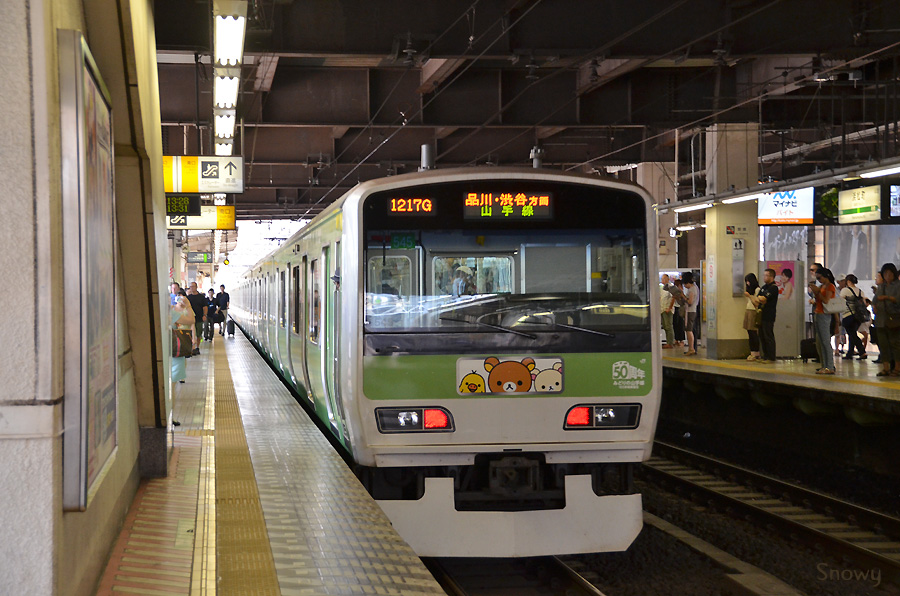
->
<box><xmin>800</xmin><ymin>338</ymin><xmax>818</xmax><ymax>363</ymax></box>
<box><xmin>226</xmin><ymin>319</ymin><xmax>235</xmax><ymax>336</ymax></box>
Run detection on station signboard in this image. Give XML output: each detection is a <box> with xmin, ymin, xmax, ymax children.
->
<box><xmin>839</xmin><ymin>185</ymin><xmax>881</xmax><ymax>224</ymax></box>
<box><xmin>167</xmin><ymin>205</ymin><xmax>236</xmax><ymax>230</ymax></box>
<box><xmin>187</xmin><ymin>252</ymin><xmax>213</xmax><ymax>264</ymax></box>
<box><xmin>163</xmin><ymin>156</ymin><xmax>243</xmax><ymax>193</ymax></box>
<box><xmin>757</xmin><ymin>188</ymin><xmax>814</xmax><ymax>225</ymax></box>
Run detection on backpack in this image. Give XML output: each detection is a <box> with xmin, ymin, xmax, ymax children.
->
<box><xmin>847</xmin><ymin>288</ymin><xmax>870</xmax><ymax>323</ymax></box>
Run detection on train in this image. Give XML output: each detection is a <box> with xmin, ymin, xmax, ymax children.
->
<box><xmin>231</xmin><ymin>167</ymin><xmax>661</xmax><ymax>557</ymax></box>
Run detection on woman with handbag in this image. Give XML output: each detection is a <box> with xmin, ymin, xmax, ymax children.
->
<box><xmin>172</xmin><ymin>296</ymin><xmax>195</xmax><ymax>386</ymax></box>
<box><xmin>874</xmin><ymin>263</ymin><xmax>900</xmax><ymax>377</ymax></box>
<box><xmin>743</xmin><ymin>273</ymin><xmax>762</xmax><ymax>361</ymax></box>
<box><xmin>809</xmin><ymin>268</ymin><xmax>838</xmax><ymax>374</ymax></box>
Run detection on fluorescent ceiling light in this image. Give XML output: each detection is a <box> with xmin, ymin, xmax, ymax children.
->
<box><xmin>859</xmin><ymin>164</ymin><xmax>900</xmax><ymax>179</ymax></box>
<box><xmin>673</xmin><ymin>202</ymin><xmax>713</xmax><ymax>213</ymax></box>
<box><xmin>214</xmin><ymin>15</ymin><xmax>246</xmax><ymax>66</ymax></box>
<box><xmin>215</xmin><ymin>142</ymin><xmax>234</xmax><ymax>156</ymax></box>
<box><xmin>721</xmin><ymin>193</ymin><xmax>764</xmax><ymax>204</ymax></box>
<box><xmin>215</xmin><ymin>113</ymin><xmax>236</xmax><ymax>138</ymax></box>
<box><xmin>214</xmin><ymin>76</ymin><xmax>240</xmax><ymax>108</ymax></box>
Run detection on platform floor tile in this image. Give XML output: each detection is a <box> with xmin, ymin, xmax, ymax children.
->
<box><xmin>225</xmin><ymin>334</ymin><xmax>445</xmax><ymax>596</ymax></box>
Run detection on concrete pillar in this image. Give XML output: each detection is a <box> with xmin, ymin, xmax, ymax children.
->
<box><xmin>635</xmin><ymin>162</ymin><xmax>677</xmax><ymax>270</ymax></box>
<box><xmin>704</xmin><ymin>123</ymin><xmax>760</xmax><ymax>359</ymax></box>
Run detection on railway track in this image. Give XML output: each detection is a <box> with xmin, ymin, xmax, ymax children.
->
<box><xmin>642</xmin><ymin>440</ymin><xmax>900</xmax><ymax>587</ymax></box>
<box><xmin>424</xmin><ymin>555</ymin><xmax>608</xmax><ymax>596</ymax></box>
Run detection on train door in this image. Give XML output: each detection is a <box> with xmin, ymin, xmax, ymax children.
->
<box><xmin>276</xmin><ymin>268</ymin><xmax>287</xmax><ymax>374</ymax></box>
<box><xmin>285</xmin><ymin>262</ymin><xmax>297</xmax><ymax>385</ymax></box>
<box><xmin>321</xmin><ymin>245</ymin><xmax>345</xmax><ymax>442</ymax></box>
<box><xmin>298</xmin><ymin>257</ymin><xmax>312</xmax><ymax>403</ymax></box>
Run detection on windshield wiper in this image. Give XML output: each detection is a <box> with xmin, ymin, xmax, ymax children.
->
<box><xmin>439</xmin><ymin>316</ymin><xmax>537</xmax><ymax>339</ymax></box>
<box><xmin>528</xmin><ymin>318</ymin><xmax>616</xmax><ymax>338</ymax></box>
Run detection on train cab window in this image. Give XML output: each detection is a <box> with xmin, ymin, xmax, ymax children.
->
<box><xmin>367</xmin><ymin>255</ymin><xmax>412</xmax><ymax>296</ymax></box>
<box><xmin>309</xmin><ymin>259</ymin><xmax>319</xmax><ymax>343</ymax></box>
<box><xmin>433</xmin><ymin>256</ymin><xmax>513</xmax><ymax>297</ymax></box>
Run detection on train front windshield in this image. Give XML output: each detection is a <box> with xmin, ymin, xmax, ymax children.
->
<box><xmin>362</xmin><ymin>179</ymin><xmax>650</xmax><ymax>354</ymax></box>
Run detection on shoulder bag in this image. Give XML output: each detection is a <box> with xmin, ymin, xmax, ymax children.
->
<box><xmin>823</xmin><ymin>287</ymin><xmax>845</xmax><ymax>315</ymax></box>
<box><xmin>172</xmin><ymin>328</ymin><xmax>193</xmax><ymax>358</ymax></box>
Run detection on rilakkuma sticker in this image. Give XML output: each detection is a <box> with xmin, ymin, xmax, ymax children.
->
<box><xmin>456</xmin><ymin>356</ymin><xmax>564</xmax><ymax>395</ymax></box>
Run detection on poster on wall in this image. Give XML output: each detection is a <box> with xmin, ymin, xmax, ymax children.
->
<box><xmin>826</xmin><ymin>225</ymin><xmax>874</xmax><ymax>279</ymax></box>
<box><xmin>60</xmin><ymin>30</ymin><xmax>117</xmax><ymax>511</ymax></box>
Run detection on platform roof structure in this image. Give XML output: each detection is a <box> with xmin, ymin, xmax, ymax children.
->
<box><xmin>154</xmin><ymin>0</ymin><xmax>900</xmax><ymax>219</ymax></box>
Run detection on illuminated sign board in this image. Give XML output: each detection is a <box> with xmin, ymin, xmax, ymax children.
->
<box><xmin>838</xmin><ymin>185</ymin><xmax>881</xmax><ymax>224</ymax></box>
<box><xmin>166</xmin><ymin>205</ymin><xmax>236</xmax><ymax>230</ymax></box>
<box><xmin>463</xmin><ymin>192</ymin><xmax>553</xmax><ymax>220</ymax></box>
<box><xmin>757</xmin><ymin>188</ymin><xmax>814</xmax><ymax>225</ymax></box>
<box><xmin>187</xmin><ymin>252</ymin><xmax>212</xmax><ymax>263</ymax></box>
<box><xmin>890</xmin><ymin>185</ymin><xmax>900</xmax><ymax>218</ymax></box>
<box><xmin>166</xmin><ymin>194</ymin><xmax>201</xmax><ymax>216</ymax></box>
<box><xmin>388</xmin><ymin>197</ymin><xmax>435</xmax><ymax>215</ymax></box>
<box><xmin>163</xmin><ymin>156</ymin><xmax>243</xmax><ymax>193</ymax></box>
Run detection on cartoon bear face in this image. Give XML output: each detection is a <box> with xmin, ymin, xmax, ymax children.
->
<box><xmin>533</xmin><ymin>362</ymin><xmax>563</xmax><ymax>393</ymax></box>
<box><xmin>484</xmin><ymin>357</ymin><xmax>535</xmax><ymax>393</ymax></box>
<box><xmin>459</xmin><ymin>371</ymin><xmax>486</xmax><ymax>393</ymax></box>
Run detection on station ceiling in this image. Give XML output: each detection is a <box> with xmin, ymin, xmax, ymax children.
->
<box><xmin>154</xmin><ymin>0</ymin><xmax>900</xmax><ymax>219</ymax></box>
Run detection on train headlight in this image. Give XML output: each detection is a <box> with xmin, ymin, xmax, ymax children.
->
<box><xmin>375</xmin><ymin>407</ymin><xmax>454</xmax><ymax>433</ymax></box>
<box><xmin>563</xmin><ymin>404</ymin><xmax>641</xmax><ymax>430</ymax></box>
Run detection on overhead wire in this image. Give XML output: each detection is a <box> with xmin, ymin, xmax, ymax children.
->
<box><xmin>302</xmin><ymin>0</ymin><xmax>545</xmax><ymax>215</ymax></box>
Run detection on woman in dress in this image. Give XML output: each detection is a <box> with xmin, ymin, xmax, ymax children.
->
<box><xmin>171</xmin><ymin>295</ymin><xmax>194</xmax><ymax>386</ymax></box>
<box><xmin>743</xmin><ymin>273</ymin><xmax>761</xmax><ymax>360</ymax></box>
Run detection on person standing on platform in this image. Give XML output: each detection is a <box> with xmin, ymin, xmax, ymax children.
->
<box><xmin>660</xmin><ymin>274</ymin><xmax>675</xmax><ymax>349</ymax></box>
<box><xmin>874</xmin><ymin>263</ymin><xmax>900</xmax><ymax>377</ymax></box>
<box><xmin>216</xmin><ymin>285</ymin><xmax>230</xmax><ymax>335</ymax></box>
<box><xmin>171</xmin><ymin>296</ymin><xmax>194</xmax><ymax>381</ymax></box>
<box><xmin>186</xmin><ymin>282</ymin><xmax>207</xmax><ymax>355</ymax></box>
<box><xmin>671</xmin><ymin>278</ymin><xmax>686</xmax><ymax>347</ymax></box>
<box><xmin>169</xmin><ymin>282</ymin><xmax>181</xmax><ymax>306</ymax></box>
<box><xmin>204</xmin><ymin>289</ymin><xmax>218</xmax><ymax>341</ymax></box>
<box><xmin>743</xmin><ymin>273</ymin><xmax>762</xmax><ymax>361</ymax></box>
<box><xmin>840</xmin><ymin>274</ymin><xmax>868</xmax><ymax>361</ymax></box>
<box><xmin>682</xmin><ymin>272</ymin><xmax>699</xmax><ymax>355</ymax></box>
<box><xmin>756</xmin><ymin>268</ymin><xmax>779</xmax><ymax>363</ymax></box>
<box><xmin>809</xmin><ymin>268</ymin><xmax>837</xmax><ymax>374</ymax></box>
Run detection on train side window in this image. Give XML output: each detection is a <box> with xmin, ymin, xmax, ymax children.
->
<box><xmin>309</xmin><ymin>259</ymin><xmax>319</xmax><ymax>343</ymax></box>
<box><xmin>292</xmin><ymin>264</ymin><xmax>302</xmax><ymax>334</ymax></box>
<box><xmin>280</xmin><ymin>270</ymin><xmax>286</xmax><ymax>328</ymax></box>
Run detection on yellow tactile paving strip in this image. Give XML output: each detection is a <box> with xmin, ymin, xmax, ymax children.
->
<box><xmin>212</xmin><ymin>346</ymin><xmax>281</xmax><ymax>595</ymax></box>
<box><xmin>190</xmin><ymin>359</ymin><xmax>216</xmax><ymax>595</ymax></box>
<box><xmin>664</xmin><ymin>351</ymin><xmax>900</xmax><ymax>401</ymax></box>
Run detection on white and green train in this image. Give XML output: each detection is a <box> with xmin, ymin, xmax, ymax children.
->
<box><xmin>232</xmin><ymin>167</ymin><xmax>661</xmax><ymax>557</ymax></box>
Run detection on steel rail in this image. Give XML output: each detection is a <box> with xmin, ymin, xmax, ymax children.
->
<box><xmin>643</xmin><ymin>441</ymin><xmax>900</xmax><ymax>586</ymax></box>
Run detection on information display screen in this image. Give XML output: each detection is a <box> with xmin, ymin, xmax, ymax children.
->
<box><xmin>463</xmin><ymin>191</ymin><xmax>553</xmax><ymax>220</ymax></box>
<box><xmin>166</xmin><ymin>194</ymin><xmax>201</xmax><ymax>216</ymax></box>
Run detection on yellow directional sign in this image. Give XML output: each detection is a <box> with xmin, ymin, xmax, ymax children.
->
<box><xmin>166</xmin><ymin>205</ymin><xmax>236</xmax><ymax>230</ymax></box>
<box><xmin>163</xmin><ymin>156</ymin><xmax>243</xmax><ymax>193</ymax></box>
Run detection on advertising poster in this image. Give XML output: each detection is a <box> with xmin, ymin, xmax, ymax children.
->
<box><xmin>763</xmin><ymin>260</ymin><xmax>803</xmax><ymax>358</ymax></box>
<box><xmin>61</xmin><ymin>30</ymin><xmax>117</xmax><ymax>510</ymax></box>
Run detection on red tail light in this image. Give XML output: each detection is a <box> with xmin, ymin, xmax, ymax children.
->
<box><xmin>565</xmin><ymin>406</ymin><xmax>591</xmax><ymax>426</ymax></box>
<box><xmin>424</xmin><ymin>408</ymin><xmax>450</xmax><ymax>429</ymax></box>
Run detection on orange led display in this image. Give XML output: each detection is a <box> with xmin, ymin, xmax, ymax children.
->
<box><xmin>463</xmin><ymin>192</ymin><xmax>553</xmax><ymax>219</ymax></box>
<box><xmin>388</xmin><ymin>197</ymin><xmax>436</xmax><ymax>215</ymax></box>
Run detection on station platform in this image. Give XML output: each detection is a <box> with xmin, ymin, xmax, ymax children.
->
<box><xmin>663</xmin><ymin>346</ymin><xmax>900</xmax><ymax>421</ymax></box>
<box><xmin>96</xmin><ymin>331</ymin><xmax>444</xmax><ymax>596</ymax></box>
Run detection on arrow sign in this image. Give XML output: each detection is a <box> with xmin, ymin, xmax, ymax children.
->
<box><xmin>225</xmin><ymin>161</ymin><xmax>238</xmax><ymax>175</ymax></box>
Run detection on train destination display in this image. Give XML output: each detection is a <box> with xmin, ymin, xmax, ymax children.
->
<box><xmin>463</xmin><ymin>191</ymin><xmax>553</xmax><ymax>219</ymax></box>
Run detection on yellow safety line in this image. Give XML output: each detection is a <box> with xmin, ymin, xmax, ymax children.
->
<box><xmin>191</xmin><ymin>354</ymin><xmax>217</xmax><ymax>595</ymax></box>
<box><xmin>663</xmin><ymin>355</ymin><xmax>900</xmax><ymax>390</ymax></box>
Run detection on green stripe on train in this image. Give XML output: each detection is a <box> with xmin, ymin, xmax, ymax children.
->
<box><xmin>363</xmin><ymin>353</ymin><xmax>653</xmax><ymax>399</ymax></box>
